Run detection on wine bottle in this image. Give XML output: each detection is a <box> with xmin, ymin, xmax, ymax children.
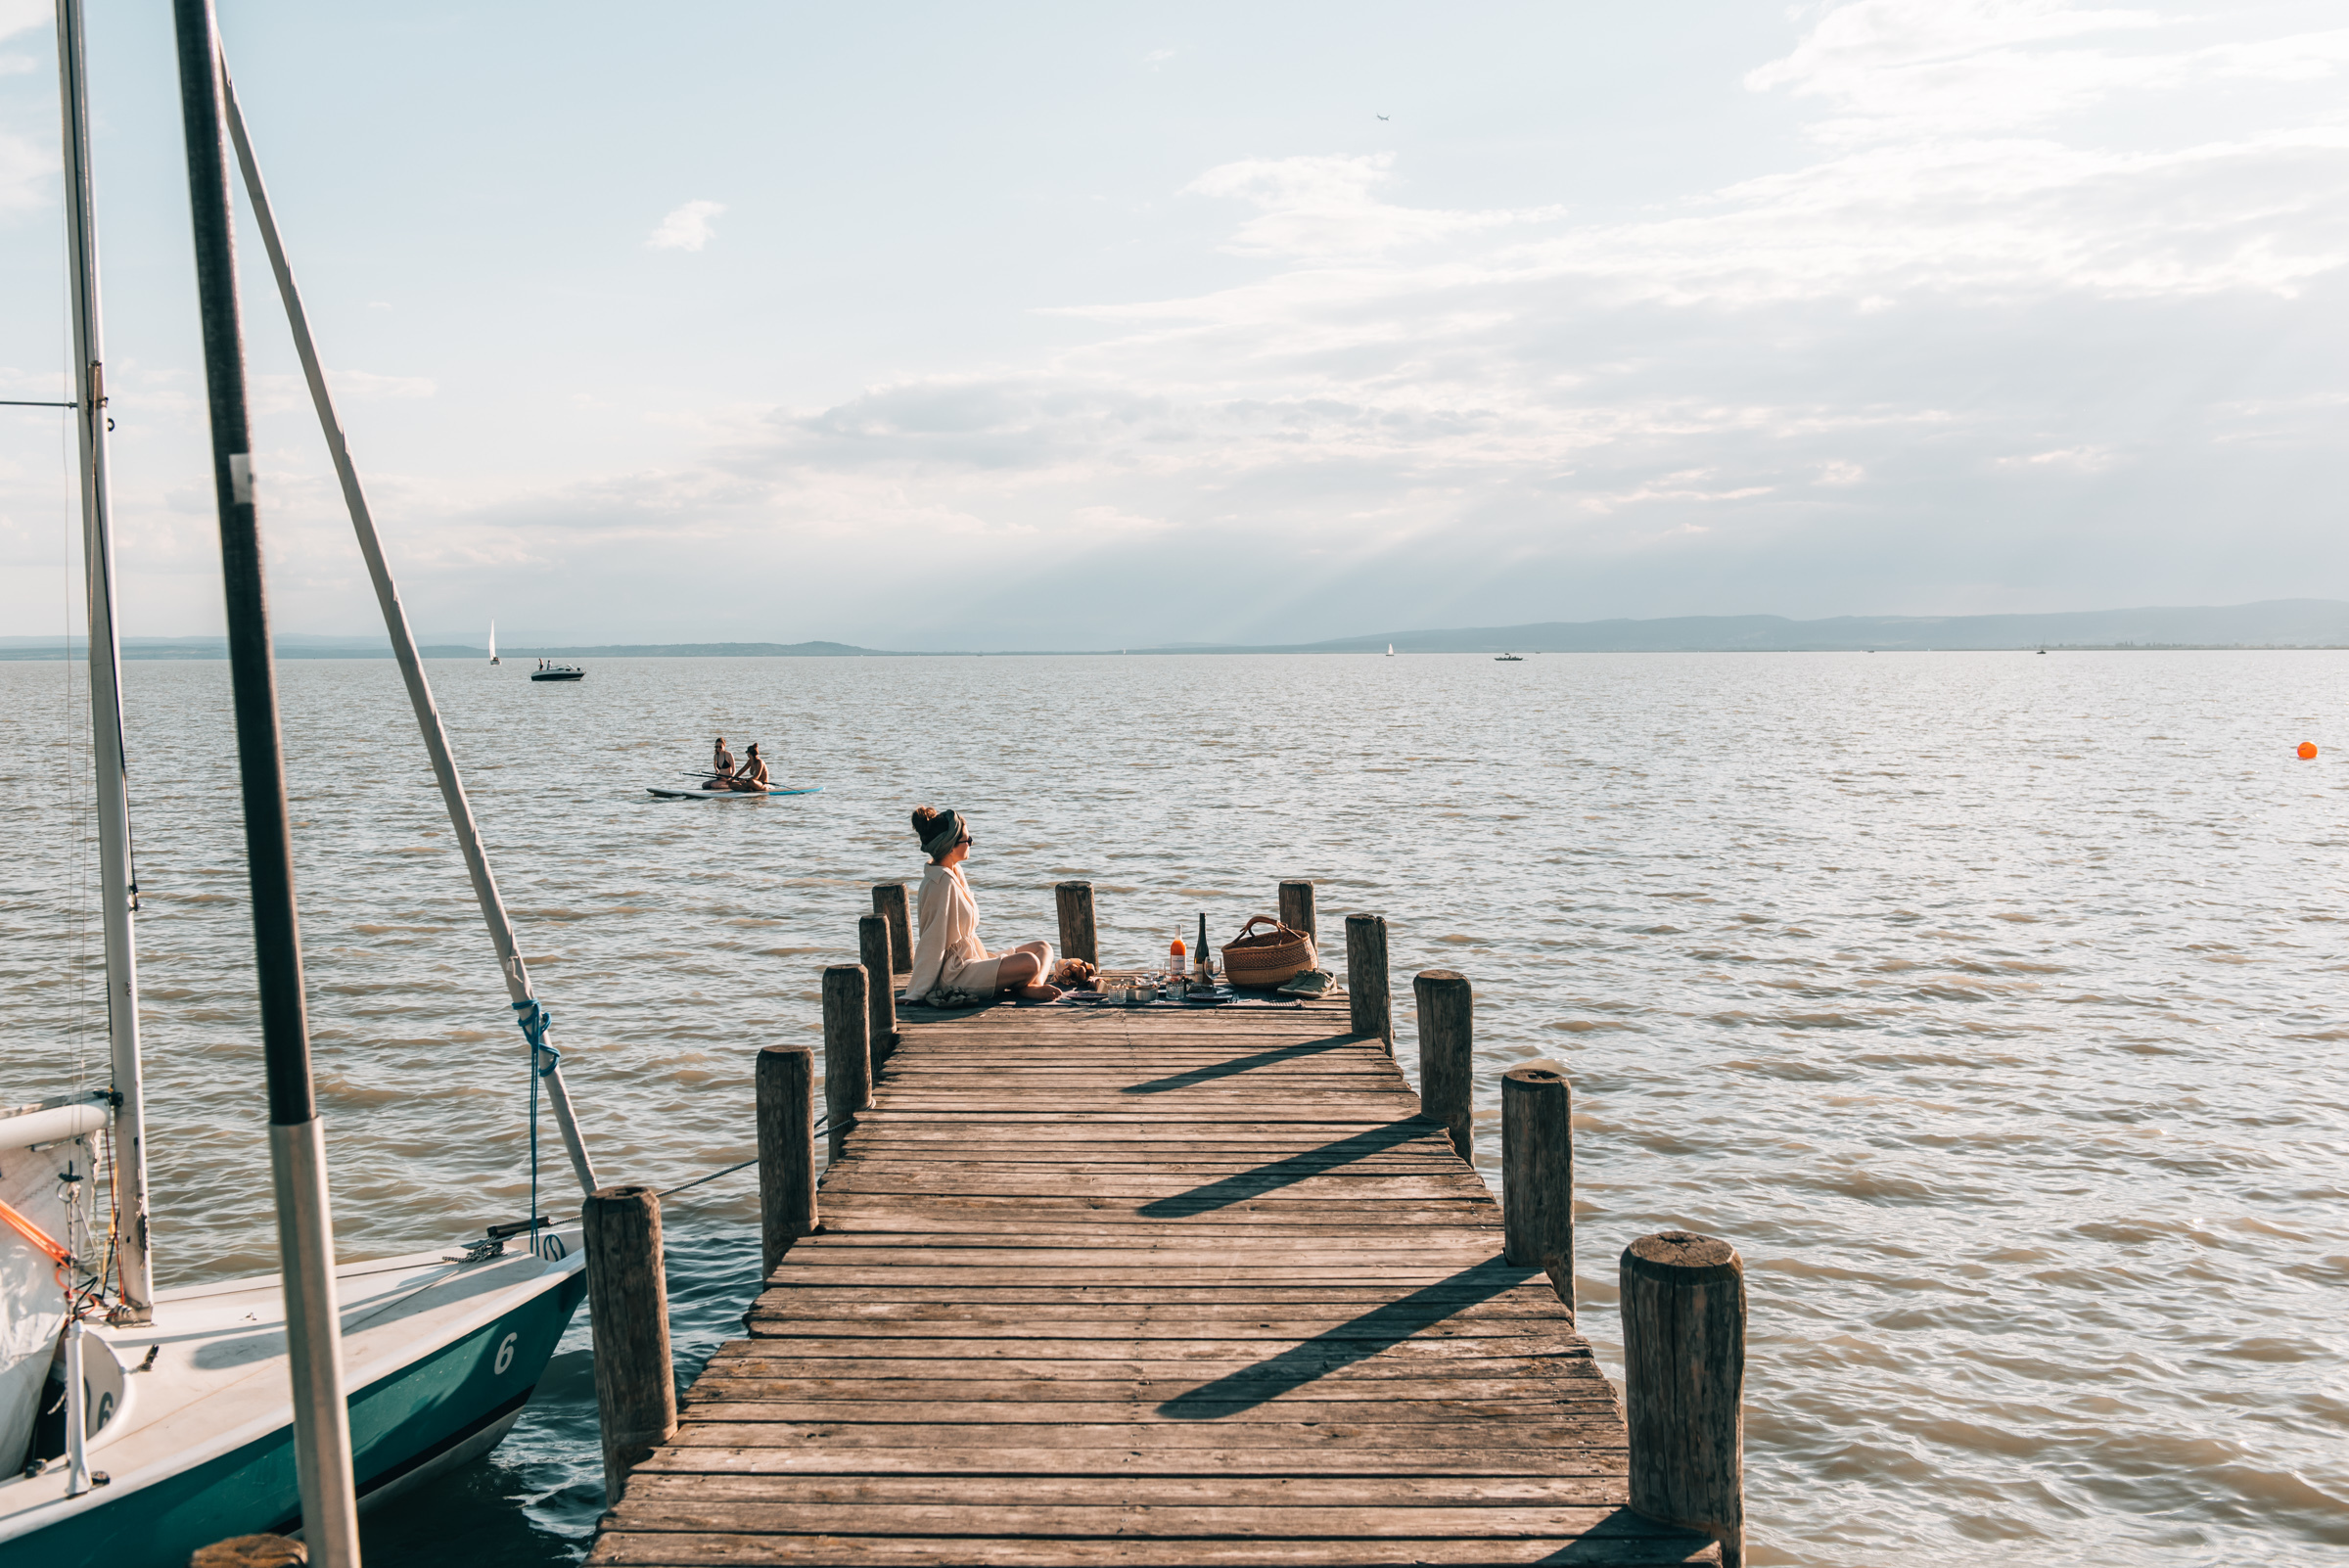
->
<box><xmin>1169</xmin><ymin>932</ymin><xmax>1186</xmax><ymax>980</ymax></box>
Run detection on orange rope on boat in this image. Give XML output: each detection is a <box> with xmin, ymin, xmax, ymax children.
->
<box><xmin>0</xmin><ymin>1195</ymin><xmax>71</xmax><ymax>1268</ymax></box>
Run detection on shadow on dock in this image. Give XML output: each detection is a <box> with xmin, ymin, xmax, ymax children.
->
<box><xmin>1134</xmin><ymin>1118</ymin><xmax>1434</xmax><ymax>1216</ymax></box>
<box><xmin>1120</xmin><ymin>1031</ymin><xmax>1358</xmax><ymax>1094</ymax></box>
<box><xmin>1157</xmin><ymin>1256</ymin><xmax>1543</xmax><ymax>1417</ymax></box>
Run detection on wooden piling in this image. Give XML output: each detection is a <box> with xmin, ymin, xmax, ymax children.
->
<box><xmin>1502</xmin><ymin>1061</ymin><xmax>1574</xmax><ymax>1309</ymax></box>
<box><xmin>191</xmin><ymin>1539</ymin><xmax>306</xmax><ymax>1568</ymax></box>
<box><xmin>581</xmin><ymin>1185</ymin><xmax>675</xmax><ymax>1505</ymax></box>
<box><xmin>870</xmin><ymin>884</ymin><xmax>910</xmax><ymax>974</ymax></box>
<box><xmin>1412</xmin><ymin>969</ymin><xmax>1473</xmax><ymax>1161</ymax></box>
<box><xmin>1278</xmin><ymin>878</ymin><xmax>1317</xmax><ymax>946</ymax></box>
<box><xmin>1055</xmin><ymin>880</ymin><xmax>1098</xmax><ymax>967</ymax></box>
<box><xmin>755</xmin><ymin>1045</ymin><xmax>815</xmax><ymax>1276</ymax></box>
<box><xmin>857</xmin><ymin>913</ymin><xmax>898</xmax><ymax>1065</ymax></box>
<box><xmin>821</xmin><ymin>963</ymin><xmax>871</xmax><ymax>1161</ymax></box>
<box><xmin>1620</xmin><ymin>1230</ymin><xmax>1747</xmax><ymax>1568</ymax></box>
<box><xmin>1345</xmin><ymin>911</ymin><xmax>1392</xmax><ymax>1049</ymax></box>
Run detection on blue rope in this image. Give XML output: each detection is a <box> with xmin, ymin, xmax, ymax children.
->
<box><xmin>515</xmin><ymin>998</ymin><xmax>558</xmax><ymax>1258</ymax></box>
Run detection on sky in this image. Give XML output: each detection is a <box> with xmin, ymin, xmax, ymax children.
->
<box><xmin>0</xmin><ymin>0</ymin><xmax>2345</xmax><ymax>650</ymax></box>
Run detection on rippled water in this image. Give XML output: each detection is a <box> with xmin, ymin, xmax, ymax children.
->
<box><xmin>4</xmin><ymin>650</ymin><xmax>2345</xmax><ymax>1565</ymax></box>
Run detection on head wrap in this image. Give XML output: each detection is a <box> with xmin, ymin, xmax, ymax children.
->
<box><xmin>921</xmin><ymin>809</ymin><xmax>966</xmax><ymax>858</ymax></box>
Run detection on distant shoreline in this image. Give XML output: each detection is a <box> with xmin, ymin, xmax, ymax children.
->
<box><xmin>8</xmin><ymin>598</ymin><xmax>2347</xmax><ymax>659</ymax></box>
<box><xmin>6</xmin><ymin>642</ymin><xmax>2348</xmax><ymax>662</ymax></box>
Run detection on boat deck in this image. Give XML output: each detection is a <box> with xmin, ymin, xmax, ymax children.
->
<box><xmin>589</xmin><ymin>996</ymin><xmax>1717</xmax><ymax>1566</ymax></box>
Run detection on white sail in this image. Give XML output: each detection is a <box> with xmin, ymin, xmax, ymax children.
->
<box><xmin>488</xmin><ymin>620</ymin><xmax>497</xmax><ymax>663</ymax></box>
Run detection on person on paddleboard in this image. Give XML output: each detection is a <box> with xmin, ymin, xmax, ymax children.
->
<box><xmin>711</xmin><ymin>734</ymin><xmax>736</xmax><ymax>783</ymax></box>
<box><xmin>725</xmin><ymin>743</ymin><xmax>771</xmax><ymax>793</ymax></box>
<box><xmin>901</xmin><ymin>807</ymin><xmax>1061</xmax><ymax>1005</ymax></box>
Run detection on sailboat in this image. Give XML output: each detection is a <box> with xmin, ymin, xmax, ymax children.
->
<box><xmin>0</xmin><ymin>12</ymin><xmax>593</xmax><ymax>1563</ymax></box>
<box><xmin>488</xmin><ymin>621</ymin><xmax>499</xmax><ymax>665</ymax></box>
<box><xmin>1386</xmin><ymin>643</ymin><xmax>1395</xmax><ymax>657</ymax></box>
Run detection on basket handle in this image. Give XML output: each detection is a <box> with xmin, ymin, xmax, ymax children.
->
<box><xmin>1232</xmin><ymin>914</ymin><xmax>1296</xmax><ymax>941</ymax></box>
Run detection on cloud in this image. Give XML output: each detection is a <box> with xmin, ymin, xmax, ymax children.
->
<box><xmin>647</xmin><ymin>199</ymin><xmax>726</xmax><ymax>252</ymax></box>
<box><xmin>1185</xmin><ymin>154</ymin><xmax>1564</xmax><ymax>258</ymax></box>
<box><xmin>0</xmin><ymin>0</ymin><xmax>41</xmax><ymax>75</ymax></box>
<box><xmin>0</xmin><ymin>127</ymin><xmax>43</xmax><ymax>216</ymax></box>
<box><xmin>79</xmin><ymin>1</ymin><xmax>2347</xmax><ymax>649</ymax></box>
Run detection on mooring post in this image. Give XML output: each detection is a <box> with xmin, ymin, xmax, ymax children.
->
<box><xmin>756</xmin><ymin>1044</ymin><xmax>816</xmax><ymax>1276</ymax></box>
<box><xmin>1278</xmin><ymin>879</ymin><xmax>1317</xmax><ymax>948</ymax></box>
<box><xmin>822</xmin><ymin>963</ymin><xmax>871</xmax><ymax>1161</ymax></box>
<box><xmin>1502</xmin><ymin>1062</ymin><xmax>1574</xmax><ymax>1309</ymax></box>
<box><xmin>858</xmin><ymin>913</ymin><xmax>898</xmax><ymax>1066</ymax></box>
<box><xmin>582</xmin><ymin>1184</ymin><xmax>676</xmax><ymax>1506</ymax></box>
<box><xmin>1055</xmin><ymin>880</ymin><xmax>1098</xmax><ymax>967</ymax></box>
<box><xmin>1345</xmin><ymin>912</ymin><xmax>1392</xmax><ymax>1049</ymax></box>
<box><xmin>1412</xmin><ymin>969</ymin><xmax>1473</xmax><ymax>1160</ymax></box>
<box><xmin>1620</xmin><ymin>1230</ymin><xmax>1747</xmax><ymax>1568</ymax></box>
<box><xmin>870</xmin><ymin>884</ymin><xmax>911</xmax><ymax>974</ymax></box>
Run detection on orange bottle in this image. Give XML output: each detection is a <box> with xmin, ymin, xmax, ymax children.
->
<box><xmin>1169</xmin><ymin>933</ymin><xmax>1187</xmax><ymax>979</ymax></box>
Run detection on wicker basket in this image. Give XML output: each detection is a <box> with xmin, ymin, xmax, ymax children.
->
<box><xmin>1220</xmin><ymin>915</ymin><xmax>1316</xmax><ymax>989</ymax></box>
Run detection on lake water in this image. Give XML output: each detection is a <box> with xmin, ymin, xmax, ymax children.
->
<box><xmin>4</xmin><ymin>650</ymin><xmax>2345</xmax><ymax>1565</ymax></box>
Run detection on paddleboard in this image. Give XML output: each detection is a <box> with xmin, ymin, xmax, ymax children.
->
<box><xmin>647</xmin><ymin>784</ymin><xmax>825</xmax><ymax>800</ymax></box>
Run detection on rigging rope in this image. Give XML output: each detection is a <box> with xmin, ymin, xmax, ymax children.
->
<box><xmin>515</xmin><ymin>997</ymin><xmax>557</xmax><ymax>1257</ymax></box>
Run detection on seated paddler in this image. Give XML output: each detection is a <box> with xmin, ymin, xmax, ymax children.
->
<box><xmin>727</xmin><ymin>742</ymin><xmax>771</xmax><ymax>793</ymax></box>
<box><xmin>902</xmin><ymin>807</ymin><xmax>1061</xmax><ymax>1005</ymax></box>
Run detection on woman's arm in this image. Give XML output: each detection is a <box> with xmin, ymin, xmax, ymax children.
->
<box><xmin>902</xmin><ymin>871</ymin><xmax>950</xmax><ymax>1001</ymax></box>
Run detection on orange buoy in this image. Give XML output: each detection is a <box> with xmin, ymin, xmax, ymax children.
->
<box><xmin>2298</xmin><ymin>741</ymin><xmax>2319</xmax><ymax>760</ymax></box>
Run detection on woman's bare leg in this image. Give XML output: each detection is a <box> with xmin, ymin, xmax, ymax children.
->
<box><xmin>996</xmin><ymin>950</ymin><xmax>1061</xmax><ymax>1002</ymax></box>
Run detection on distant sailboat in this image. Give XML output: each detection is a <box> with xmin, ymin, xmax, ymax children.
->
<box><xmin>1386</xmin><ymin>643</ymin><xmax>1395</xmax><ymax>657</ymax></box>
<box><xmin>488</xmin><ymin>620</ymin><xmax>499</xmax><ymax>665</ymax></box>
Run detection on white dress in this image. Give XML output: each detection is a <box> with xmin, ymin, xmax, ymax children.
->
<box><xmin>904</xmin><ymin>862</ymin><xmax>1015</xmax><ymax>1005</ymax></box>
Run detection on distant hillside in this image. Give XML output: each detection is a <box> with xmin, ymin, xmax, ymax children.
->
<box><xmin>6</xmin><ymin>600</ymin><xmax>2345</xmax><ymax>660</ymax></box>
<box><xmin>1282</xmin><ymin>600</ymin><xmax>2349</xmax><ymax>653</ymax></box>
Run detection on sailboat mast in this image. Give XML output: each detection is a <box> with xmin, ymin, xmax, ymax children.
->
<box><xmin>170</xmin><ymin>3</ymin><xmax>362</xmax><ymax>1561</ymax></box>
<box><xmin>56</xmin><ymin>0</ymin><xmax>153</xmax><ymax>1320</ymax></box>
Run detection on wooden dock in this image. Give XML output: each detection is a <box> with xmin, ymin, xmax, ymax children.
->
<box><xmin>588</xmin><ymin>993</ymin><xmax>1722</xmax><ymax>1566</ymax></box>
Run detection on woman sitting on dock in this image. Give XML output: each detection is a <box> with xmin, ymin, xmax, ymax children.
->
<box><xmin>903</xmin><ymin>807</ymin><xmax>1061</xmax><ymax>1005</ymax></box>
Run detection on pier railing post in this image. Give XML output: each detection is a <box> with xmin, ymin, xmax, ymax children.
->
<box><xmin>1412</xmin><ymin>969</ymin><xmax>1472</xmax><ymax>1160</ymax></box>
<box><xmin>822</xmin><ymin>964</ymin><xmax>871</xmax><ymax>1162</ymax></box>
<box><xmin>757</xmin><ymin>1045</ymin><xmax>816</xmax><ymax>1276</ymax></box>
<box><xmin>1055</xmin><ymin>881</ymin><xmax>1098</xmax><ymax>967</ymax></box>
<box><xmin>858</xmin><ymin>913</ymin><xmax>898</xmax><ymax>1066</ymax></box>
<box><xmin>1278</xmin><ymin>879</ymin><xmax>1316</xmax><ymax>947</ymax></box>
<box><xmin>1620</xmin><ymin>1230</ymin><xmax>1746</xmax><ymax>1568</ymax></box>
<box><xmin>871</xmin><ymin>883</ymin><xmax>911</xmax><ymax>974</ymax></box>
<box><xmin>1345</xmin><ymin>912</ymin><xmax>1392</xmax><ymax>1049</ymax></box>
<box><xmin>582</xmin><ymin>1184</ymin><xmax>676</xmax><ymax>1506</ymax></box>
<box><xmin>192</xmin><ymin>1539</ymin><xmax>307</xmax><ymax>1568</ymax></box>
<box><xmin>1501</xmin><ymin>1062</ymin><xmax>1573</xmax><ymax>1309</ymax></box>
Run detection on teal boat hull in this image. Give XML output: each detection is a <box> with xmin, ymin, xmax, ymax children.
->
<box><xmin>14</xmin><ymin>1268</ymin><xmax>585</xmax><ymax>1566</ymax></box>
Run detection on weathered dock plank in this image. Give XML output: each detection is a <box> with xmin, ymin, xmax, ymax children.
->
<box><xmin>591</xmin><ymin>998</ymin><xmax>1718</xmax><ymax>1567</ymax></box>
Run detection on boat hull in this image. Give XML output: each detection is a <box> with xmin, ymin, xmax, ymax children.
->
<box><xmin>1</xmin><ymin>1256</ymin><xmax>584</xmax><ymax>1567</ymax></box>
